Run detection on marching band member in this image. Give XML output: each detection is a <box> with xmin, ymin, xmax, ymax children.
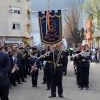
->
<box><xmin>43</xmin><ymin>46</ymin><xmax>51</xmax><ymax>90</ymax></box>
<box><xmin>79</xmin><ymin>44</ymin><xmax>90</xmax><ymax>90</ymax></box>
<box><xmin>17</xmin><ymin>47</ymin><xmax>26</xmax><ymax>82</ymax></box>
<box><xmin>11</xmin><ymin>52</ymin><xmax>19</xmax><ymax>86</ymax></box>
<box><xmin>64</xmin><ymin>49</ymin><xmax>69</xmax><ymax>75</ymax></box>
<box><xmin>0</xmin><ymin>47</ymin><xmax>11</xmax><ymax>100</ymax></box>
<box><xmin>61</xmin><ymin>41</ymin><xmax>69</xmax><ymax>75</ymax></box>
<box><xmin>30</xmin><ymin>51</ymin><xmax>40</xmax><ymax>87</ymax></box>
<box><xmin>49</xmin><ymin>43</ymin><xmax>66</xmax><ymax>98</ymax></box>
<box><xmin>20</xmin><ymin>47</ymin><xmax>27</xmax><ymax>78</ymax></box>
<box><xmin>73</xmin><ymin>44</ymin><xmax>81</xmax><ymax>87</ymax></box>
<box><xmin>41</xmin><ymin>46</ymin><xmax>49</xmax><ymax>84</ymax></box>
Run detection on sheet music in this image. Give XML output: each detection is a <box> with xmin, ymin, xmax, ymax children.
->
<box><xmin>81</xmin><ymin>51</ymin><xmax>90</xmax><ymax>57</ymax></box>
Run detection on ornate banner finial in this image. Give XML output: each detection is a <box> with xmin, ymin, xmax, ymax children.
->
<box><xmin>47</xmin><ymin>0</ymin><xmax>51</xmax><ymax>10</ymax></box>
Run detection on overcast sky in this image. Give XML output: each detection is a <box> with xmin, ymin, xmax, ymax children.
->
<box><xmin>31</xmin><ymin>0</ymin><xmax>86</xmax><ymax>44</ymax></box>
<box><xmin>31</xmin><ymin>0</ymin><xmax>86</xmax><ymax>31</ymax></box>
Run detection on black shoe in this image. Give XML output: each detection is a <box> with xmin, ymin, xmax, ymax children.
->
<box><xmin>86</xmin><ymin>86</ymin><xmax>89</xmax><ymax>90</ymax></box>
<box><xmin>49</xmin><ymin>95</ymin><xmax>56</xmax><ymax>98</ymax></box>
<box><xmin>32</xmin><ymin>85</ymin><xmax>35</xmax><ymax>87</ymax></box>
<box><xmin>76</xmin><ymin>82</ymin><xmax>78</xmax><ymax>84</ymax></box>
<box><xmin>46</xmin><ymin>88</ymin><xmax>50</xmax><ymax>90</ymax></box>
<box><xmin>59</xmin><ymin>95</ymin><xmax>64</xmax><ymax>98</ymax></box>
<box><xmin>18</xmin><ymin>82</ymin><xmax>22</xmax><ymax>84</ymax></box>
<box><xmin>41</xmin><ymin>82</ymin><xmax>46</xmax><ymax>84</ymax></box>
<box><xmin>9</xmin><ymin>85</ymin><xmax>12</xmax><ymax>88</ymax></box>
<box><xmin>13</xmin><ymin>84</ymin><xmax>17</xmax><ymax>86</ymax></box>
<box><xmin>78</xmin><ymin>86</ymin><xmax>80</xmax><ymax>88</ymax></box>
<box><xmin>64</xmin><ymin>74</ymin><xmax>67</xmax><ymax>76</ymax></box>
<box><xmin>80</xmin><ymin>87</ymin><xmax>83</xmax><ymax>90</ymax></box>
<box><xmin>22</xmin><ymin>80</ymin><xmax>26</xmax><ymax>82</ymax></box>
<box><xmin>86</xmin><ymin>87</ymin><xmax>89</xmax><ymax>90</ymax></box>
<box><xmin>34</xmin><ymin>85</ymin><xmax>37</xmax><ymax>87</ymax></box>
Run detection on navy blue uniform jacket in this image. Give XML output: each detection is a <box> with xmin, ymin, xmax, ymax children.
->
<box><xmin>0</xmin><ymin>51</ymin><xmax>11</xmax><ymax>86</ymax></box>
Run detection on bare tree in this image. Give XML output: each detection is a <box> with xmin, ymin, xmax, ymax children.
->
<box><xmin>64</xmin><ymin>0</ymin><xmax>84</xmax><ymax>44</ymax></box>
<box><xmin>65</xmin><ymin>7</ymin><xmax>83</xmax><ymax>44</ymax></box>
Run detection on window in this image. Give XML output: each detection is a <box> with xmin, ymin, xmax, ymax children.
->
<box><xmin>12</xmin><ymin>23</ymin><xmax>20</xmax><ymax>30</ymax></box>
<box><xmin>14</xmin><ymin>10</ymin><xmax>20</xmax><ymax>14</ymax></box>
<box><xmin>9</xmin><ymin>7</ymin><xmax>20</xmax><ymax>14</ymax></box>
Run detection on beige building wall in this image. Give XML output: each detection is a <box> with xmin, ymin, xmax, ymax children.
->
<box><xmin>92</xmin><ymin>16</ymin><xmax>100</xmax><ymax>47</ymax></box>
<box><xmin>0</xmin><ymin>0</ymin><xmax>31</xmax><ymax>45</ymax></box>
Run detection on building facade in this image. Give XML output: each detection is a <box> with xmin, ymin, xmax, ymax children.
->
<box><xmin>85</xmin><ymin>20</ymin><xmax>93</xmax><ymax>48</ymax></box>
<box><xmin>0</xmin><ymin>0</ymin><xmax>31</xmax><ymax>46</ymax></box>
<box><xmin>92</xmin><ymin>16</ymin><xmax>100</xmax><ymax>48</ymax></box>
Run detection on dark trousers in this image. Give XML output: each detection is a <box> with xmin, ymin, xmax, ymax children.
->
<box><xmin>70</xmin><ymin>51</ymin><xmax>73</xmax><ymax>57</ymax></box>
<box><xmin>45</xmin><ymin>69</ymin><xmax>51</xmax><ymax>88</ymax></box>
<box><xmin>65</xmin><ymin>58</ymin><xmax>68</xmax><ymax>75</ymax></box>
<box><xmin>11</xmin><ymin>73</ymin><xmax>17</xmax><ymax>85</ymax></box>
<box><xmin>50</xmin><ymin>71</ymin><xmax>63</xmax><ymax>95</ymax></box>
<box><xmin>26</xmin><ymin>59</ymin><xmax>30</xmax><ymax>76</ymax></box>
<box><xmin>80</xmin><ymin>67</ymin><xmax>89</xmax><ymax>88</ymax></box>
<box><xmin>0</xmin><ymin>86</ymin><xmax>9</xmax><ymax>100</ymax></box>
<box><xmin>19</xmin><ymin>62</ymin><xmax>25</xmax><ymax>81</ymax></box>
<box><xmin>43</xmin><ymin>69</ymin><xmax>47</xmax><ymax>83</ymax></box>
<box><xmin>76</xmin><ymin>66</ymin><xmax>80</xmax><ymax>85</ymax></box>
<box><xmin>21</xmin><ymin>59</ymin><xmax>27</xmax><ymax>77</ymax></box>
<box><xmin>32</xmin><ymin>71</ymin><xmax>38</xmax><ymax>86</ymax></box>
<box><xmin>16</xmin><ymin>71</ymin><xmax>21</xmax><ymax>83</ymax></box>
<box><xmin>8</xmin><ymin>71</ymin><xmax>11</xmax><ymax>84</ymax></box>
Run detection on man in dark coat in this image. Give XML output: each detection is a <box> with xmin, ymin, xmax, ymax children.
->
<box><xmin>0</xmin><ymin>49</ymin><xmax>11</xmax><ymax>100</ymax></box>
<box><xmin>49</xmin><ymin>43</ymin><xmax>66</xmax><ymax>98</ymax></box>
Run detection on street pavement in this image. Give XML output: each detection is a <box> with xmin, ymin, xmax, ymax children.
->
<box><xmin>9</xmin><ymin>61</ymin><xmax>100</xmax><ymax>100</ymax></box>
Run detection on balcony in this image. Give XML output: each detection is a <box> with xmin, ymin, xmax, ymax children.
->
<box><xmin>26</xmin><ymin>17</ymin><xmax>31</xmax><ymax>26</ymax></box>
<box><xmin>25</xmin><ymin>32</ymin><xmax>31</xmax><ymax>38</ymax></box>
<box><xmin>25</xmin><ymin>2</ymin><xmax>31</xmax><ymax>12</ymax></box>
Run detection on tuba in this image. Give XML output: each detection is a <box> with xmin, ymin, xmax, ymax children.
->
<box><xmin>21</xmin><ymin>51</ymin><xmax>26</xmax><ymax>59</ymax></box>
<box><xmin>22</xmin><ymin>40</ymin><xmax>30</xmax><ymax>49</ymax></box>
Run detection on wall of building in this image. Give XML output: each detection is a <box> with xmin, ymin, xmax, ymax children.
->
<box><xmin>0</xmin><ymin>1</ymin><xmax>8</xmax><ymax>36</ymax></box>
<box><xmin>86</xmin><ymin>20</ymin><xmax>92</xmax><ymax>40</ymax></box>
<box><xmin>93</xmin><ymin>37</ymin><xmax>100</xmax><ymax>48</ymax></box>
<box><xmin>88</xmin><ymin>39</ymin><xmax>93</xmax><ymax>48</ymax></box>
<box><xmin>0</xmin><ymin>0</ymin><xmax>31</xmax><ymax>45</ymax></box>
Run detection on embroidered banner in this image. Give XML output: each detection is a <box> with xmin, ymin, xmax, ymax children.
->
<box><xmin>38</xmin><ymin>10</ymin><xmax>62</xmax><ymax>45</ymax></box>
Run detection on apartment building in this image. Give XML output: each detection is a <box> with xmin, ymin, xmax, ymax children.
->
<box><xmin>85</xmin><ymin>20</ymin><xmax>93</xmax><ymax>48</ymax></box>
<box><xmin>0</xmin><ymin>0</ymin><xmax>31</xmax><ymax>46</ymax></box>
<box><xmin>92</xmin><ymin>16</ymin><xmax>100</xmax><ymax>48</ymax></box>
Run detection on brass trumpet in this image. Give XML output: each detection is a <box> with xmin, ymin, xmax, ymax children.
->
<box><xmin>12</xmin><ymin>64</ymin><xmax>19</xmax><ymax>73</ymax></box>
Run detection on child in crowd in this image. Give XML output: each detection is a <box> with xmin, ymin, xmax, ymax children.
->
<box><xmin>30</xmin><ymin>52</ymin><xmax>40</xmax><ymax>87</ymax></box>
